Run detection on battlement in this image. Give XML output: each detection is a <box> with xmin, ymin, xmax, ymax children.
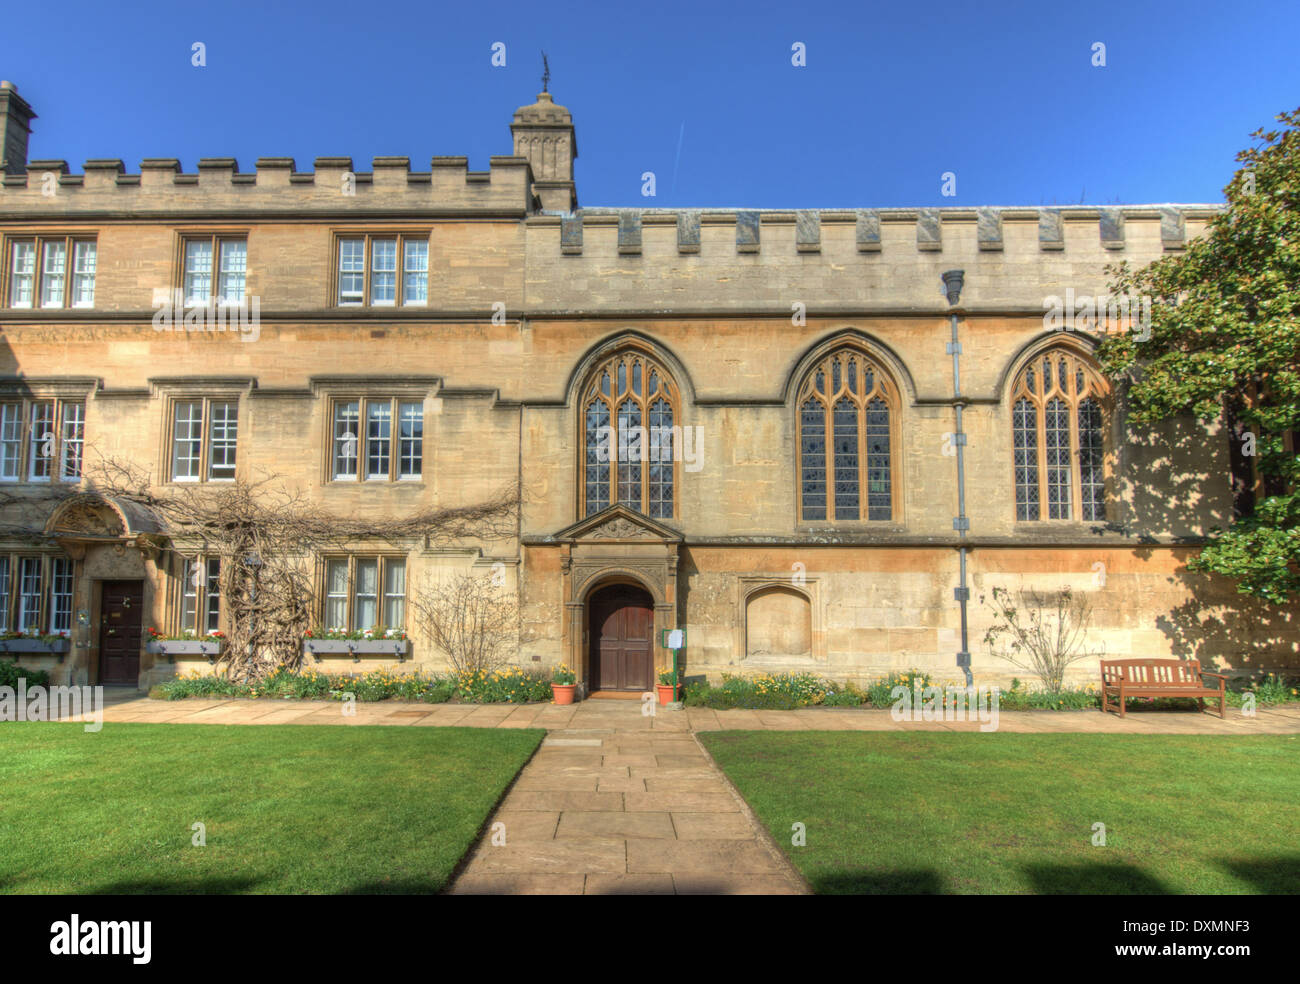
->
<box><xmin>0</xmin><ymin>154</ymin><xmax>535</xmax><ymax>217</ymax></box>
<box><xmin>535</xmin><ymin>205</ymin><xmax>1221</xmax><ymax>257</ymax></box>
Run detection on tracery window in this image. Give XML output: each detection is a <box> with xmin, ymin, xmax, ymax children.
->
<box><xmin>797</xmin><ymin>348</ymin><xmax>898</xmax><ymax>522</ymax></box>
<box><xmin>581</xmin><ymin>350</ymin><xmax>679</xmax><ymax>518</ymax></box>
<box><xmin>1011</xmin><ymin>348</ymin><xmax>1109</xmax><ymax>521</ymax></box>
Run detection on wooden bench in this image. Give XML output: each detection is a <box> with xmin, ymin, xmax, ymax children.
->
<box><xmin>1100</xmin><ymin>658</ymin><xmax>1228</xmax><ymax>718</ymax></box>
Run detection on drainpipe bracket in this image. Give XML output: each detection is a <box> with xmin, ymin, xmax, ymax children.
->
<box><xmin>952</xmin><ymin>517</ymin><xmax>970</xmax><ymax>531</ymax></box>
<box><xmin>956</xmin><ymin>652</ymin><xmax>971</xmax><ymax>667</ymax></box>
<box><xmin>945</xmin><ymin>341</ymin><xmax>963</xmax><ymax>355</ymax></box>
<box><xmin>953</xmin><ymin>587</ymin><xmax>970</xmax><ymax>601</ymax></box>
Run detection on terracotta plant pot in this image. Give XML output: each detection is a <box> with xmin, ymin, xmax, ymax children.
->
<box><xmin>656</xmin><ymin>683</ymin><xmax>677</xmax><ymax>705</ymax></box>
<box><xmin>552</xmin><ymin>683</ymin><xmax>577</xmax><ymax>705</ymax></box>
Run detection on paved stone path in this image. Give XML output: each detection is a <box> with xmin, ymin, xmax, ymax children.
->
<box><xmin>61</xmin><ymin>691</ymin><xmax>1300</xmax><ymax>735</ymax></box>
<box><xmin>38</xmin><ymin>692</ymin><xmax>1300</xmax><ymax>894</ymax></box>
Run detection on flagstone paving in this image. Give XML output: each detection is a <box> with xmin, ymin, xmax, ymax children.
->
<box><xmin>448</xmin><ymin>725</ymin><xmax>807</xmax><ymax>895</ymax></box>
<box><xmin>29</xmin><ymin>690</ymin><xmax>1300</xmax><ymax>894</ymax></box>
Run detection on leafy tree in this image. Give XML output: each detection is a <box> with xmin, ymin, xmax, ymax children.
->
<box><xmin>1099</xmin><ymin>107</ymin><xmax>1300</xmax><ymax>603</ymax></box>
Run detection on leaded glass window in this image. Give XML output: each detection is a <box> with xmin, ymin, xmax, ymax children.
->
<box><xmin>1010</xmin><ymin>348</ymin><xmax>1109</xmax><ymax>522</ymax></box>
<box><xmin>581</xmin><ymin>350</ymin><xmax>679</xmax><ymax>518</ymax></box>
<box><xmin>797</xmin><ymin>348</ymin><xmax>898</xmax><ymax>522</ymax></box>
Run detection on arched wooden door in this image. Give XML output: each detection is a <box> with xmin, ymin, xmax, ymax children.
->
<box><xmin>588</xmin><ymin>583</ymin><xmax>654</xmax><ymax>692</ymax></box>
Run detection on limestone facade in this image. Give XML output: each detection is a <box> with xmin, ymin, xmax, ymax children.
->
<box><xmin>0</xmin><ymin>82</ymin><xmax>1292</xmax><ymax>691</ymax></box>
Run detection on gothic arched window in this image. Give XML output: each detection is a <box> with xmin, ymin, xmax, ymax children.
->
<box><xmin>581</xmin><ymin>350</ymin><xmax>679</xmax><ymax>519</ymax></box>
<box><xmin>1011</xmin><ymin>348</ymin><xmax>1109</xmax><ymax>521</ymax></box>
<box><xmin>797</xmin><ymin>348</ymin><xmax>899</xmax><ymax>522</ymax></box>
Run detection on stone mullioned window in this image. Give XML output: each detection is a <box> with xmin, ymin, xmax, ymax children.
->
<box><xmin>1011</xmin><ymin>348</ymin><xmax>1109</xmax><ymax>522</ymax></box>
<box><xmin>580</xmin><ymin>349</ymin><xmax>680</xmax><ymax>519</ymax></box>
<box><xmin>798</xmin><ymin>347</ymin><xmax>899</xmax><ymax>523</ymax></box>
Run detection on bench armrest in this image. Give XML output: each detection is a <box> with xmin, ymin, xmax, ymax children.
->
<box><xmin>1200</xmin><ymin>672</ymin><xmax>1229</xmax><ymax>682</ymax></box>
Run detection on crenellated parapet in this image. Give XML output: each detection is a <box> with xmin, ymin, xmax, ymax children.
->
<box><xmin>520</xmin><ymin>205</ymin><xmax>1221</xmax><ymax>313</ymax></box>
<box><xmin>0</xmin><ymin>154</ymin><xmax>536</xmax><ymax>217</ymax></box>
<box><xmin>537</xmin><ymin>205</ymin><xmax>1216</xmax><ymax>258</ymax></box>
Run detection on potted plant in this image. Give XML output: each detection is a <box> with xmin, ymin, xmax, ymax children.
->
<box><xmin>657</xmin><ymin>668</ymin><xmax>679</xmax><ymax>705</ymax></box>
<box><xmin>551</xmin><ymin>664</ymin><xmax>577</xmax><ymax>705</ymax></box>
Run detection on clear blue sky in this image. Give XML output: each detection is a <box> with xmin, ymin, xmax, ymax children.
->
<box><xmin>2</xmin><ymin>0</ymin><xmax>1296</xmax><ymax>208</ymax></box>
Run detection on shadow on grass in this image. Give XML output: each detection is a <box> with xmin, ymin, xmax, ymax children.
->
<box><xmin>61</xmin><ymin>876</ymin><xmax>449</xmax><ymax>895</ymax></box>
<box><xmin>1021</xmin><ymin>863</ymin><xmax>1172</xmax><ymax>894</ymax></box>
<box><xmin>80</xmin><ymin>876</ymin><xmax>265</xmax><ymax>894</ymax></box>
<box><xmin>1216</xmin><ymin>856</ymin><xmax>1300</xmax><ymax>894</ymax></box>
<box><xmin>812</xmin><ymin>869</ymin><xmax>947</xmax><ymax>895</ymax></box>
<box><xmin>339</xmin><ymin>879</ymin><xmax>445</xmax><ymax>895</ymax></box>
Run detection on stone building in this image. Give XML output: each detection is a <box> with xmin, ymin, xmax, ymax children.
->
<box><xmin>1</xmin><ymin>80</ymin><xmax>1294</xmax><ymax>693</ymax></box>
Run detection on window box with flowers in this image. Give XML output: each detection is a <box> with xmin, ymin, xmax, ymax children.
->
<box><xmin>303</xmin><ymin>628</ymin><xmax>409</xmax><ymax>660</ymax></box>
<box><xmin>145</xmin><ymin>628</ymin><xmax>226</xmax><ymax>661</ymax></box>
<box><xmin>0</xmin><ymin>630</ymin><xmax>72</xmax><ymax>656</ymax></box>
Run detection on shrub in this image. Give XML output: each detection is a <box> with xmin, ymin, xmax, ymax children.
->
<box><xmin>150</xmin><ymin>674</ymin><xmax>248</xmax><ymax>700</ymax></box>
<box><xmin>0</xmin><ymin>659</ymin><xmax>51</xmax><ymax>690</ymax></box>
<box><xmin>822</xmin><ymin>690</ymin><xmax>863</xmax><ymax>707</ymax></box>
<box><xmin>995</xmin><ymin>678</ymin><xmax>1100</xmax><ymax>710</ymax></box>
<box><xmin>981</xmin><ymin>586</ymin><xmax>1104</xmax><ymax>694</ymax></box>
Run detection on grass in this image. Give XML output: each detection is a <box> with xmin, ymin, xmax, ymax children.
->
<box><xmin>0</xmin><ymin>723</ymin><xmax>543</xmax><ymax>894</ymax></box>
<box><xmin>700</xmin><ymin>731</ymin><xmax>1300</xmax><ymax>895</ymax></box>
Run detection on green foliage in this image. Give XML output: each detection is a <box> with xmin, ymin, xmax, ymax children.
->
<box><xmin>683</xmin><ymin>672</ymin><xmax>836</xmax><ymax>709</ymax></box>
<box><xmin>822</xmin><ymin>689</ymin><xmax>863</xmax><ymax>707</ymax></box>
<box><xmin>452</xmin><ymin>667</ymin><xmax>553</xmax><ymax>703</ymax></box>
<box><xmin>0</xmin><ymin>659</ymin><xmax>52</xmax><ymax>689</ymax></box>
<box><xmin>550</xmin><ymin>664</ymin><xmax>576</xmax><ymax>685</ymax></box>
<box><xmin>149</xmin><ymin>666</ymin><xmax>546</xmax><ymax>703</ymax></box>
<box><xmin>1098</xmin><ymin>106</ymin><xmax>1300</xmax><ymax>603</ymax></box>
<box><xmin>1226</xmin><ymin>671</ymin><xmax>1300</xmax><ymax>706</ymax></box>
<box><xmin>149</xmin><ymin>675</ymin><xmax>246</xmax><ymax>700</ymax></box>
<box><xmin>995</xmin><ymin>678</ymin><xmax>1101</xmax><ymax>710</ymax></box>
<box><xmin>864</xmin><ymin>669</ymin><xmax>932</xmax><ymax>709</ymax></box>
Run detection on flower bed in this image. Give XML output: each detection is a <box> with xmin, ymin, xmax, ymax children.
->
<box><xmin>148</xmin><ymin>665</ymin><xmax>553</xmax><ymax>704</ymax></box>
<box><xmin>683</xmin><ymin>669</ymin><xmax>1300</xmax><ymax>712</ymax></box>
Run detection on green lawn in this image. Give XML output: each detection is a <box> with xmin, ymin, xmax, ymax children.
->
<box><xmin>700</xmin><ymin>732</ymin><xmax>1300</xmax><ymax>894</ymax></box>
<box><xmin>0</xmin><ymin>723</ymin><xmax>543</xmax><ymax>894</ymax></box>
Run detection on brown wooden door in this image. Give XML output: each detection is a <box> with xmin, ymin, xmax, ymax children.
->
<box><xmin>98</xmin><ymin>580</ymin><xmax>143</xmax><ymax>686</ymax></box>
<box><xmin>589</xmin><ymin>585</ymin><xmax>654</xmax><ymax>692</ymax></box>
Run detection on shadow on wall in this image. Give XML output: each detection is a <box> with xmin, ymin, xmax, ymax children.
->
<box><xmin>1120</xmin><ymin>413</ymin><xmax>1298</xmax><ymax>676</ymax></box>
<box><xmin>1151</xmin><ymin>566</ymin><xmax>1298</xmax><ymax>677</ymax></box>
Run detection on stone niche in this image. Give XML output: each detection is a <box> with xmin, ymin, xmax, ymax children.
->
<box><xmin>745</xmin><ymin>585</ymin><xmax>813</xmax><ymax>661</ymax></box>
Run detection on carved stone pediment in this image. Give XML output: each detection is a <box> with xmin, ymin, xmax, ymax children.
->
<box><xmin>590</xmin><ymin>517</ymin><xmax>652</xmax><ymax>540</ymax></box>
<box><xmin>44</xmin><ymin>493</ymin><xmax>163</xmax><ymax>539</ymax></box>
<box><xmin>553</xmin><ymin>504</ymin><xmax>683</xmax><ymax>544</ymax></box>
<box><xmin>48</xmin><ymin>499</ymin><xmax>125</xmax><ymax>537</ymax></box>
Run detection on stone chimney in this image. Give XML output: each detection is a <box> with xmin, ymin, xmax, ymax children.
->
<box><xmin>0</xmin><ymin>81</ymin><xmax>36</xmax><ymax>176</ymax></box>
<box><xmin>511</xmin><ymin>92</ymin><xmax>578</xmax><ymax>212</ymax></box>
